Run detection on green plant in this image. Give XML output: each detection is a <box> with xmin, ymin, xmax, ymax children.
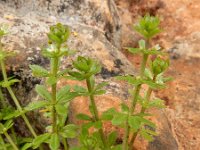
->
<box><xmin>28</xmin><ymin>23</ymin><xmax>78</xmax><ymax>150</ymax></box>
<box><xmin>68</xmin><ymin>56</ymin><xmax>122</xmax><ymax>150</ymax></box>
<box><xmin>0</xmin><ymin>23</ymin><xmax>77</xmax><ymax>150</ymax></box>
<box><xmin>101</xmin><ymin>14</ymin><xmax>171</xmax><ymax>150</ymax></box>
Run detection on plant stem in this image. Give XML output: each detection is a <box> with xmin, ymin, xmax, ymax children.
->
<box><xmin>122</xmin><ymin>54</ymin><xmax>148</xmax><ymax>150</ymax></box>
<box><xmin>0</xmin><ymin>87</ymin><xmax>6</xmax><ymax>108</ymax></box>
<box><xmin>4</xmin><ymin>131</ymin><xmax>18</xmax><ymax>150</ymax></box>
<box><xmin>11</xmin><ymin>127</ymin><xmax>17</xmax><ymax>143</ymax></box>
<box><xmin>128</xmin><ymin>75</ymin><xmax>156</xmax><ymax>150</ymax></box>
<box><xmin>0</xmin><ymin>87</ymin><xmax>17</xmax><ymax>144</ymax></box>
<box><xmin>123</xmin><ymin>40</ymin><xmax>150</xmax><ymax>150</ymax></box>
<box><xmin>0</xmin><ymin>135</ymin><xmax>7</xmax><ymax>150</ymax></box>
<box><xmin>86</xmin><ymin>77</ymin><xmax>108</xmax><ymax>149</ymax></box>
<box><xmin>51</xmin><ymin>57</ymin><xmax>59</xmax><ymax>134</ymax></box>
<box><xmin>62</xmin><ymin>138</ymin><xmax>68</xmax><ymax>150</ymax></box>
<box><xmin>7</xmin><ymin>86</ymin><xmax>37</xmax><ymax>137</ymax></box>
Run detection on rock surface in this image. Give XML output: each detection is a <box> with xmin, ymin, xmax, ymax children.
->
<box><xmin>0</xmin><ymin>0</ymin><xmax>179</xmax><ymax>149</ymax></box>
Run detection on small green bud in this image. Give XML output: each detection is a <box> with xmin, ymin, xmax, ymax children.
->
<box><xmin>47</xmin><ymin>23</ymin><xmax>70</xmax><ymax>45</ymax></box>
<box><xmin>151</xmin><ymin>57</ymin><xmax>169</xmax><ymax>75</ymax></box>
<box><xmin>73</xmin><ymin>56</ymin><xmax>101</xmax><ymax>74</ymax></box>
<box><xmin>134</xmin><ymin>14</ymin><xmax>161</xmax><ymax>39</ymax></box>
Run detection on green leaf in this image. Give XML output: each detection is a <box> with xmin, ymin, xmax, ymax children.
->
<box><xmin>107</xmin><ymin>131</ymin><xmax>117</xmax><ymax>146</ymax></box>
<box><xmin>93</xmin><ymin>89</ymin><xmax>106</xmax><ymax>95</ymax></box>
<box><xmin>25</xmin><ymin>100</ymin><xmax>48</xmax><ymax>111</ymax></box>
<box><xmin>162</xmin><ymin>77</ymin><xmax>173</xmax><ymax>82</ymax></box>
<box><xmin>57</xmin><ymin>92</ymin><xmax>78</xmax><ymax>104</ymax></box>
<box><xmin>120</xmin><ymin>103</ymin><xmax>129</xmax><ymax>113</ymax></box>
<box><xmin>0</xmin><ymin>124</ymin><xmax>4</xmax><ymax>134</ymax></box>
<box><xmin>91</xmin><ymin>131</ymin><xmax>103</xmax><ymax>148</ymax></box>
<box><xmin>143</xmin><ymin>80</ymin><xmax>165</xmax><ymax>89</ymax></box>
<box><xmin>21</xmin><ymin>143</ymin><xmax>33</xmax><ymax>150</ymax></box>
<box><xmin>60</xmin><ymin>124</ymin><xmax>78</xmax><ymax>138</ymax></box>
<box><xmin>76</xmin><ymin>113</ymin><xmax>92</xmax><ymax>121</ymax></box>
<box><xmin>144</xmin><ymin>68</ymin><xmax>153</xmax><ymax>80</ymax></box>
<box><xmin>126</xmin><ymin>47</ymin><xmax>141</xmax><ymax>54</ymax></box>
<box><xmin>35</xmin><ymin>85</ymin><xmax>51</xmax><ymax>101</ymax></box>
<box><xmin>29</xmin><ymin>65</ymin><xmax>49</xmax><ymax>77</ymax></box>
<box><xmin>143</xmin><ymin>49</ymin><xmax>164</xmax><ymax>55</ymax></box>
<box><xmin>73</xmin><ymin>85</ymin><xmax>88</xmax><ymax>96</ymax></box>
<box><xmin>57</xmin><ymin>85</ymin><xmax>71</xmax><ymax>101</ymax></box>
<box><xmin>116</xmin><ymin>75</ymin><xmax>141</xmax><ymax>85</ymax></box>
<box><xmin>95</xmin><ymin>82</ymin><xmax>108</xmax><ymax>90</ymax></box>
<box><xmin>112</xmin><ymin>113</ymin><xmax>127</xmax><ymax>126</ymax></box>
<box><xmin>73</xmin><ymin>56</ymin><xmax>90</xmax><ymax>72</ymax></box>
<box><xmin>32</xmin><ymin>133</ymin><xmax>51</xmax><ymax>149</ymax></box>
<box><xmin>48</xmin><ymin>33</ymin><xmax>61</xmax><ymax>44</ymax></box>
<box><xmin>156</xmin><ymin>73</ymin><xmax>173</xmax><ymax>84</ymax></box>
<box><xmin>68</xmin><ymin>71</ymin><xmax>85</xmax><ymax>80</ymax></box>
<box><xmin>93</xmin><ymin>121</ymin><xmax>102</xmax><ymax>129</ymax></box>
<box><xmin>3</xmin><ymin>110</ymin><xmax>22</xmax><ymax>120</ymax></box>
<box><xmin>101</xmin><ymin>108</ymin><xmax>116</xmax><ymax>120</ymax></box>
<box><xmin>139</xmin><ymin>117</ymin><xmax>156</xmax><ymax>128</ymax></box>
<box><xmin>55</xmin><ymin>103</ymin><xmax>68</xmax><ymax>116</ymax></box>
<box><xmin>17</xmin><ymin>137</ymin><xmax>33</xmax><ymax>145</ymax></box>
<box><xmin>143</xmin><ymin>129</ymin><xmax>157</xmax><ymax>136</ymax></box>
<box><xmin>1</xmin><ymin>79</ymin><xmax>20</xmax><ymax>87</ymax></box>
<box><xmin>139</xmin><ymin>129</ymin><xmax>155</xmax><ymax>141</ymax></box>
<box><xmin>139</xmin><ymin>39</ymin><xmax>146</xmax><ymax>49</ymax></box>
<box><xmin>128</xmin><ymin>116</ymin><xmax>141</xmax><ymax>131</ymax></box>
<box><xmin>4</xmin><ymin>120</ymin><xmax>13</xmax><ymax>130</ymax></box>
<box><xmin>81</xmin><ymin>122</ymin><xmax>94</xmax><ymax>135</ymax></box>
<box><xmin>42</xmin><ymin>49</ymin><xmax>56</xmax><ymax>58</ymax></box>
<box><xmin>148</xmin><ymin>98</ymin><xmax>165</xmax><ymax>108</ymax></box>
<box><xmin>46</xmin><ymin>76</ymin><xmax>57</xmax><ymax>85</ymax></box>
<box><xmin>49</xmin><ymin>133</ymin><xmax>60</xmax><ymax>150</ymax></box>
<box><xmin>0</xmin><ymin>121</ymin><xmax>13</xmax><ymax>133</ymax></box>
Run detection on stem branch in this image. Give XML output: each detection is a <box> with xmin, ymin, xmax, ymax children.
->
<box><xmin>129</xmin><ymin>75</ymin><xmax>156</xmax><ymax>150</ymax></box>
<box><xmin>123</xmin><ymin>40</ymin><xmax>150</xmax><ymax>150</ymax></box>
<box><xmin>86</xmin><ymin>77</ymin><xmax>108</xmax><ymax>149</ymax></box>
<box><xmin>0</xmin><ymin>60</ymin><xmax>37</xmax><ymax>138</ymax></box>
<box><xmin>4</xmin><ymin>131</ymin><xmax>18</xmax><ymax>150</ymax></box>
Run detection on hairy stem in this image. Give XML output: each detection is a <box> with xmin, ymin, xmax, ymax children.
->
<box><xmin>51</xmin><ymin>57</ymin><xmax>59</xmax><ymax>134</ymax></box>
<box><xmin>4</xmin><ymin>131</ymin><xmax>18</xmax><ymax>150</ymax></box>
<box><xmin>86</xmin><ymin>77</ymin><xmax>108</xmax><ymax>149</ymax></box>
<box><xmin>50</xmin><ymin>44</ymin><xmax>61</xmax><ymax>134</ymax></box>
